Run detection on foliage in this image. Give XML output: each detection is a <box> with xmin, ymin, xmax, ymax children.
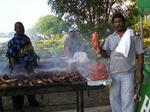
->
<box><xmin>33</xmin><ymin>34</ymin><xmax>65</xmax><ymax>58</ymax></box>
<box><xmin>144</xmin><ymin>38</ymin><xmax>150</xmax><ymax>48</ymax></box>
<box><xmin>126</xmin><ymin>1</ymin><xmax>150</xmax><ymax>38</ymax></box>
<box><xmin>47</xmin><ymin>0</ymin><xmax>129</xmax><ymax>38</ymax></box>
<box><xmin>126</xmin><ymin>1</ymin><xmax>140</xmax><ymax>27</ymax></box>
<box><xmin>32</xmin><ymin>15</ymin><xmax>69</xmax><ymax>36</ymax></box>
<box><xmin>134</xmin><ymin>19</ymin><xmax>150</xmax><ymax>38</ymax></box>
<box><xmin>143</xmin><ymin>20</ymin><xmax>150</xmax><ymax>38</ymax></box>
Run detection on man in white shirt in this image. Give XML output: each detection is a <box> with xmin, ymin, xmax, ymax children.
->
<box><xmin>92</xmin><ymin>13</ymin><xmax>144</xmax><ymax>112</ymax></box>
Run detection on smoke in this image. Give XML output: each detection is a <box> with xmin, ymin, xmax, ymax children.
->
<box><xmin>0</xmin><ymin>61</ymin><xmax>11</xmax><ymax>76</ymax></box>
<box><xmin>0</xmin><ymin>29</ymin><xmax>109</xmax><ymax>79</ymax></box>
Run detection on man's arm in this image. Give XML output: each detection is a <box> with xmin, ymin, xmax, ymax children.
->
<box><xmin>136</xmin><ymin>53</ymin><xmax>144</xmax><ymax>83</ymax></box>
<box><xmin>99</xmin><ymin>47</ymin><xmax>109</xmax><ymax>58</ymax></box>
<box><xmin>93</xmin><ymin>45</ymin><xmax>109</xmax><ymax>59</ymax></box>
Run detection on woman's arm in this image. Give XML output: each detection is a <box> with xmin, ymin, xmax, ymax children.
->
<box><xmin>9</xmin><ymin>57</ymin><xmax>16</xmax><ymax>67</ymax></box>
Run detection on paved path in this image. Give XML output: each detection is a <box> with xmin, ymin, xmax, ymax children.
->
<box><xmin>57</xmin><ymin>106</ymin><xmax>111</xmax><ymax>112</ymax></box>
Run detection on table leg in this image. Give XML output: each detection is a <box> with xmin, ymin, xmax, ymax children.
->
<box><xmin>87</xmin><ymin>88</ymin><xmax>90</xmax><ymax>96</ymax></box>
<box><xmin>80</xmin><ymin>88</ymin><xmax>84</xmax><ymax>112</ymax></box>
<box><xmin>76</xmin><ymin>91</ymin><xmax>80</xmax><ymax>112</ymax></box>
<box><xmin>0</xmin><ymin>97</ymin><xmax>3</xmax><ymax>112</ymax></box>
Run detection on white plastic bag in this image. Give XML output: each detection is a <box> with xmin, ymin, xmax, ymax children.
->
<box><xmin>73</xmin><ymin>52</ymin><xmax>89</xmax><ymax>64</ymax></box>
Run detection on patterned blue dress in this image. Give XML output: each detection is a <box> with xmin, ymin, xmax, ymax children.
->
<box><xmin>6</xmin><ymin>34</ymin><xmax>39</xmax><ymax>72</ymax></box>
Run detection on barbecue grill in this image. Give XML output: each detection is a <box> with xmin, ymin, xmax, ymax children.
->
<box><xmin>0</xmin><ymin>57</ymin><xmax>111</xmax><ymax>112</ymax></box>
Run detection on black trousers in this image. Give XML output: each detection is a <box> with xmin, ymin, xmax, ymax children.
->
<box><xmin>12</xmin><ymin>95</ymin><xmax>37</xmax><ymax>109</ymax></box>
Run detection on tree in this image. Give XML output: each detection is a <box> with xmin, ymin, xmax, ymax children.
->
<box><xmin>125</xmin><ymin>1</ymin><xmax>150</xmax><ymax>38</ymax></box>
<box><xmin>47</xmin><ymin>0</ymin><xmax>132</xmax><ymax>38</ymax></box>
<box><xmin>33</xmin><ymin>15</ymin><xmax>69</xmax><ymax>36</ymax></box>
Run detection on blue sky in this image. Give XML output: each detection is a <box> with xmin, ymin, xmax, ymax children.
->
<box><xmin>0</xmin><ymin>0</ymin><xmax>52</xmax><ymax>34</ymax></box>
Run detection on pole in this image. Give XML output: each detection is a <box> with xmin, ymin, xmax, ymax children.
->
<box><xmin>139</xmin><ymin>14</ymin><xmax>144</xmax><ymax>48</ymax></box>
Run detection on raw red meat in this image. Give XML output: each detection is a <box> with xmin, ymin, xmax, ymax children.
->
<box><xmin>92</xmin><ymin>32</ymin><xmax>100</xmax><ymax>51</ymax></box>
<box><xmin>85</xmin><ymin>63</ymin><xmax>108</xmax><ymax>80</ymax></box>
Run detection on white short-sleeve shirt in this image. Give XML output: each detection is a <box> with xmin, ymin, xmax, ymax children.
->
<box><xmin>102</xmin><ymin>32</ymin><xmax>144</xmax><ymax>74</ymax></box>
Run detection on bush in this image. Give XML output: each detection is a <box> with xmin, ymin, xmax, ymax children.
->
<box><xmin>144</xmin><ymin>38</ymin><xmax>150</xmax><ymax>48</ymax></box>
<box><xmin>33</xmin><ymin>34</ymin><xmax>65</xmax><ymax>58</ymax></box>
